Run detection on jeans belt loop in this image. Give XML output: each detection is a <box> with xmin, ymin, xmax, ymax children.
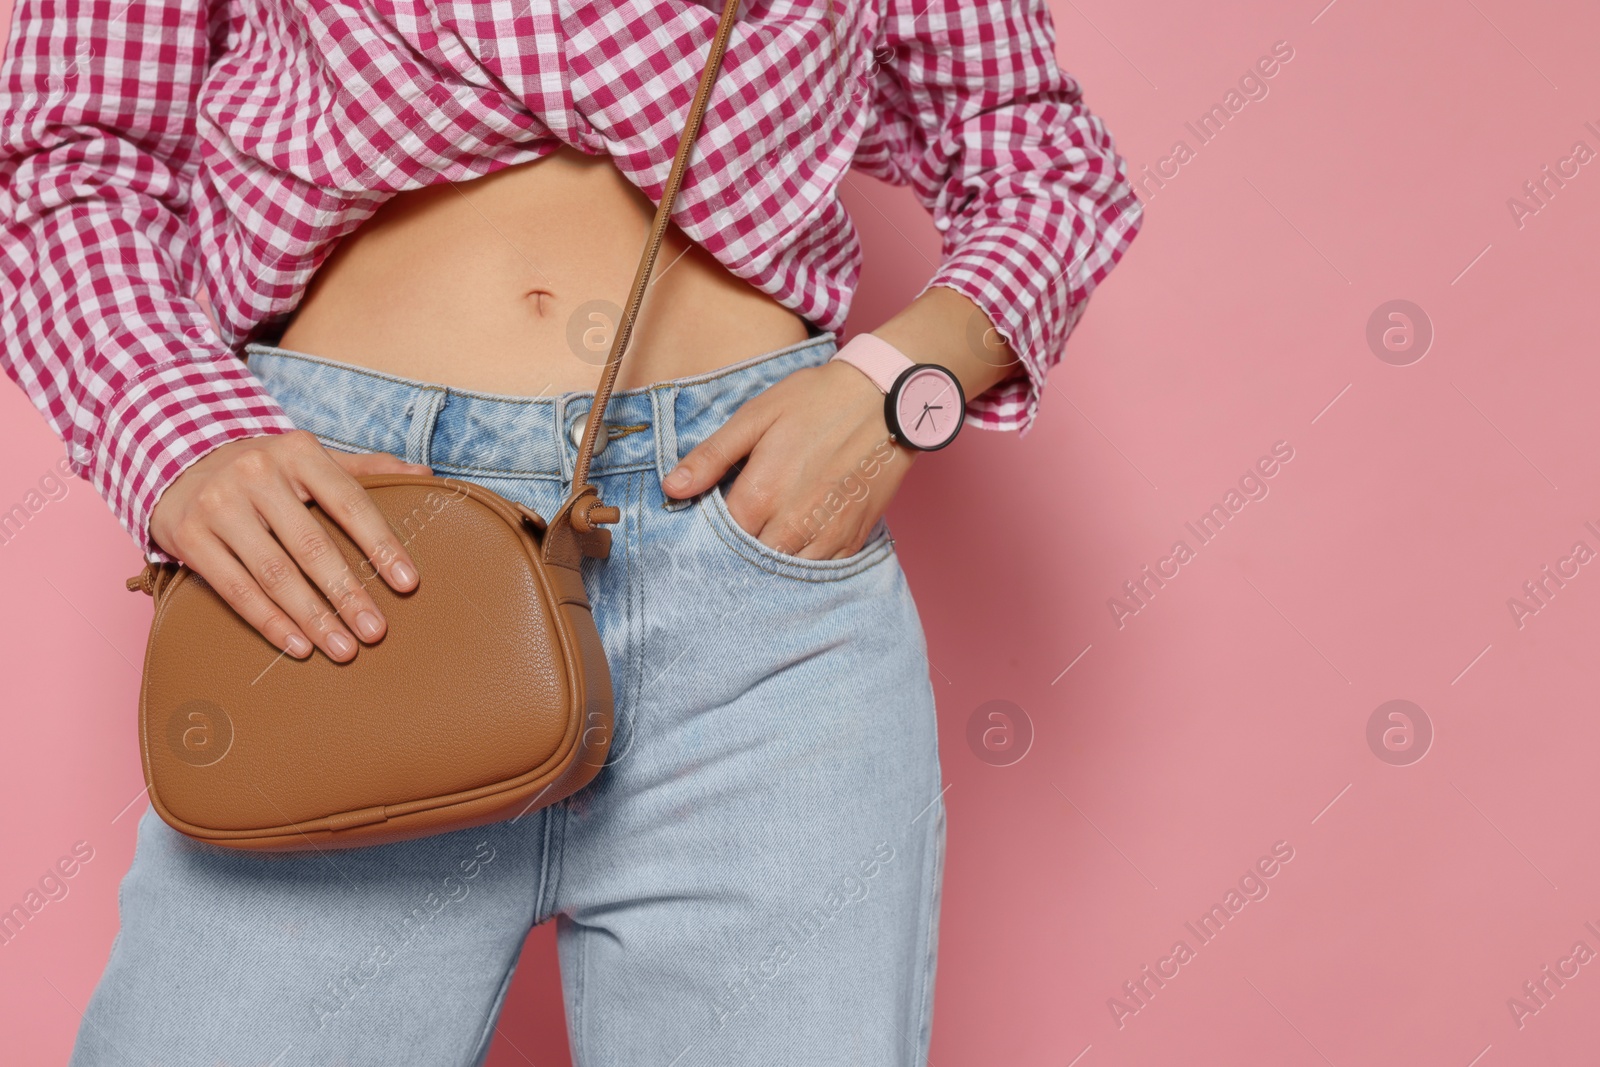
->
<box><xmin>651</xmin><ymin>386</ymin><xmax>691</xmax><ymax>512</ymax></box>
<box><xmin>404</xmin><ymin>386</ymin><xmax>448</xmax><ymax>467</ymax></box>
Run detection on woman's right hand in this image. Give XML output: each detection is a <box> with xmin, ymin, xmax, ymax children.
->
<box><xmin>148</xmin><ymin>430</ymin><xmax>432</xmax><ymax>662</ymax></box>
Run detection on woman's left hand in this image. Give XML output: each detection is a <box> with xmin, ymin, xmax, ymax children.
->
<box><xmin>661</xmin><ymin>359</ymin><xmax>915</xmax><ymax>559</ymax></box>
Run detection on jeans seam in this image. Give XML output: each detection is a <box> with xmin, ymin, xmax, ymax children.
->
<box><xmin>574</xmin><ymin>915</ymin><xmax>592</xmax><ymax>1067</ymax></box>
<box><xmin>104</xmin><ymin>808</ymin><xmax>144</xmax><ymax>965</ymax></box>
<box><xmin>641</xmin><ymin>332</ymin><xmax>834</xmax><ymax>395</ymax></box>
<box><xmin>625</xmin><ymin>473</ymin><xmax>645</xmax><ymax>763</ymax></box>
<box><xmin>911</xmin><ymin>794</ymin><xmax>946</xmax><ymax>1066</ymax></box>
<box><xmin>245</xmin><ymin>345</ymin><xmax>548</xmax><ymax>404</ymax></box>
<box><xmin>432</xmin><ymin>459</ymin><xmax>657</xmax><ymax>478</ymax></box>
<box><xmin>246</xmin><ymin>331</ymin><xmax>833</xmax><ymax>402</ymax></box>
<box><xmin>534</xmin><ymin>804</ymin><xmax>564</xmax><ymax>924</ymax></box>
<box><xmin>464</xmin><ymin>938</ymin><xmax>525</xmax><ymax>1067</ymax></box>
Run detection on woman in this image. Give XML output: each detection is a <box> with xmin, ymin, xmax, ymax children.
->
<box><xmin>0</xmin><ymin>0</ymin><xmax>1138</xmax><ymax>1062</ymax></box>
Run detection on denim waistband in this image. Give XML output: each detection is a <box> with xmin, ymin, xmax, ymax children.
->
<box><xmin>242</xmin><ymin>332</ymin><xmax>837</xmax><ymax>508</ymax></box>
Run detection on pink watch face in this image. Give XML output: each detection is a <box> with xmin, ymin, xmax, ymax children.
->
<box><xmin>891</xmin><ymin>366</ymin><xmax>963</xmax><ymax>450</ymax></box>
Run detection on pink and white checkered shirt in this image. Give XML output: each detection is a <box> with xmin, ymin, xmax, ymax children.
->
<box><xmin>0</xmin><ymin>0</ymin><xmax>1140</xmax><ymax>562</ymax></box>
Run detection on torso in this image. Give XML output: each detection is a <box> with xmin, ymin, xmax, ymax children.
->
<box><xmin>276</xmin><ymin>145</ymin><xmax>811</xmax><ymax>395</ymax></box>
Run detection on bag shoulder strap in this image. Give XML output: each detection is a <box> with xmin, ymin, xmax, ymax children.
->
<box><xmin>562</xmin><ymin>0</ymin><xmax>744</xmax><ymax>540</ymax></box>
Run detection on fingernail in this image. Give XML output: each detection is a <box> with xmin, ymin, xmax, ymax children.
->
<box><xmin>355</xmin><ymin>610</ymin><xmax>383</xmax><ymax>641</ymax></box>
<box><xmin>285</xmin><ymin>634</ymin><xmax>312</xmax><ymax>658</ymax></box>
<box><xmin>665</xmin><ymin>466</ymin><xmax>690</xmax><ymax>490</ymax></box>
<box><xmin>327</xmin><ymin>631</ymin><xmax>356</xmax><ymax>659</ymax></box>
<box><xmin>391</xmin><ymin>560</ymin><xmax>417</xmax><ymax>587</ymax></box>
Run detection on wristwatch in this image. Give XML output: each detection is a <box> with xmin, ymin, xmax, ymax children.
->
<box><xmin>830</xmin><ymin>334</ymin><xmax>965</xmax><ymax>451</ymax></box>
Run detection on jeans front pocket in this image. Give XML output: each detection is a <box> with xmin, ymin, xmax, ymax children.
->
<box><xmin>698</xmin><ymin>483</ymin><xmax>895</xmax><ymax>583</ymax></box>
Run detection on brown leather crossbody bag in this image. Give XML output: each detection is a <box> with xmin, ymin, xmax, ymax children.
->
<box><xmin>122</xmin><ymin>0</ymin><xmax>742</xmax><ymax>852</ymax></box>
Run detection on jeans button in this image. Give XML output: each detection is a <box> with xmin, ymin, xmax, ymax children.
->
<box><xmin>570</xmin><ymin>418</ymin><xmax>607</xmax><ymax>456</ymax></box>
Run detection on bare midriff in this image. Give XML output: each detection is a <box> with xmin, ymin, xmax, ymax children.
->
<box><xmin>276</xmin><ymin>144</ymin><xmax>811</xmax><ymax>395</ymax></box>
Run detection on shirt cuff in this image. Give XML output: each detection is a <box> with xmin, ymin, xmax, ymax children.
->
<box><xmin>94</xmin><ymin>354</ymin><xmax>299</xmax><ymax>564</ymax></box>
<box><xmin>915</xmin><ymin>268</ymin><xmax>1056</xmax><ymax>437</ymax></box>
<box><xmin>919</xmin><ymin>193</ymin><xmax>1144</xmax><ymax>435</ymax></box>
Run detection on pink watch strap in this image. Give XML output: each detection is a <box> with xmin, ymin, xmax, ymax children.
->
<box><xmin>830</xmin><ymin>334</ymin><xmax>915</xmax><ymax>394</ymax></box>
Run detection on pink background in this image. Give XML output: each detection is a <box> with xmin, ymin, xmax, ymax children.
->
<box><xmin>4</xmin><ymin>0</ymin><xmax>1599</xmax><ymax>1063</ymax></box>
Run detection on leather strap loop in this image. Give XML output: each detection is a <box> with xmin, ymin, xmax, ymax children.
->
<box><xmin>564</xmin><ymin>0</ymin><xmax>743</xmax><ymax>521</ymax></box>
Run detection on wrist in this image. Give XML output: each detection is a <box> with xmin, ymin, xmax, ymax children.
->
<box><xmin>869</xmin><ymin>285</ymin><xmax>1019</xmax><ymax>400</ymax></box>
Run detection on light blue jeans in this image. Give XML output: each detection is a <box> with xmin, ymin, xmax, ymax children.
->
<box><xmin>70</xmin><ymin>332</ymin><xmax>946</xmax><ymax>1066</ymax></box>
